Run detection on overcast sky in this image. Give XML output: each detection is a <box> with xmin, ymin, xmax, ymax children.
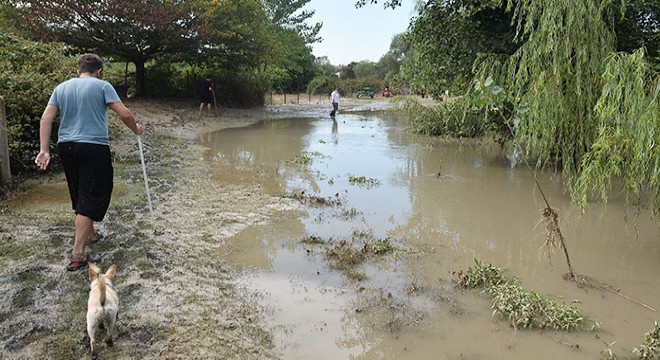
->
<box><xmin>302</xmin><ymin>0</ymin><xmax>416</xmax><ymax>65</ymax></box>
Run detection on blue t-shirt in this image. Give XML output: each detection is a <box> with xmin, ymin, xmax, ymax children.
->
<box><xmin>48</xmin><ymin>77</ymin><xmax>121</xmax><ymax>145</ymax></box>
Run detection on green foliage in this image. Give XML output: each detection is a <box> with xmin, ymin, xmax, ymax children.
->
<box><xmin>353</xmin><ymin>61</ymin><xmax>378</xmax><ymax>78</ymax></box>
<box><xmin>262</xmin><ymin>0</ymin><xmax>322</xmax><ymax>44</ymax></box>
<box><xmin>268</xmin><ymin>28</ymin><xmax>318</xmax><ymax>92</ymax></box>
<box><xmin>399</xmin><ymin>0</ymin><xmax>517</xmax><ymax>97</ymax></box>
<box><xmin>606</xmin><ymin>0</ymin><xmax>660</xmax><ymax>70</ymax></box>
<box><xmin>633</xmin><ymin>321</ymin><xmax>660</xmax><ymax>360</ymax></box>
<box><xmin>393</xmin><ymin>0</ymin><xmax>659</xmax><ymax>218</ymax></box>
<box><xmin>217</xmin><ymin>71</ymin><xmax>268</xmax><ymax>108</ymax></box>
<box><xmin>144</xmin><ymin>62</ymin><xmax>188</xmax><ymax>99</ymax></box>
<box><xmin>398</xmin><ymin>97</ymin><xmax>488</xmax><ymax>138</ymax></box>
<box><xmin>574</xmin><ymin>50</ymin><xmax>660</xmax><ymax>217</ymax></box>
<box><xmin>0</xmin><ymin>33</ymin><xmax>73</xmax><ymax>172</ymax></box>
<box><xmin>455</xmin><ymin>259</ymin><xmax>507</xmax><ymax>289</ymax></box>
<box><xmin>490</xmin><ymin>281</ymin><xmax>584</xmax><ymax>331</ymax></box>
<box><xmin>12</xmin><ymin>0</ymin><xmax>205</xmax><ymax>97</ymax></box>
<box><xmin>476</xmin><ymin>1</ymin><xmax>614</xmax><ymax>181</ymax></box>
<box><xmin>456</xmin><ymin>259</ymin><xmax>587</xmax><ymax>331</ymax></box>
<box><xmin>287</xmin><ymin>152</ymin><xmax>314</xmax><ymax>166</ymax></box>
<box><xmin>348</xmin><ymin>175</ymin><xmax>381</xmax><ymax>188</ymax></box>
<box><xmin>466</xmin><ymin>0</ymin><xmax>660</xmax><ymax>217</ymax></box>
<box><xmin>343</xmin><ymin>77</ymin><xmax>384</xmax><ymax>96</ymax></box>
<box><xmin>307</xmin><ymin>75</ymin><xmax>337</xmax><ymax>96</ymax></box>
<box><xmin>202</xmin><ymin>0</ymin><xmax>271</xmax><ymax>71</ymax></box>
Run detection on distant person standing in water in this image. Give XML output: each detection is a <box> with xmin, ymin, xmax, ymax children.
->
<box><xmin>330</xmin><ymin>87</ymin><xmax>340</xmax><ymax>117</ymax></box>
<box><xmin>35</xmin><ymin>53</ymin><xmax>144</xmax><ymax>271</ymax></box>
<box><xmin>199</xmin><ymin>75</ymin><xmax>215</xmax><ymax>116</ymax></box>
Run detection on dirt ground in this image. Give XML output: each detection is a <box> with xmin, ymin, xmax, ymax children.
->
<box><xmin>0</xmin><ymin>96</ymin><xmax>398</xmax><ymax>359</ymax></box>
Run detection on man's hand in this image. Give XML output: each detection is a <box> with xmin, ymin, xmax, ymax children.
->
<box><xmin>35</xmin><ymin>151</ymin><xmax>51</xmax><ymax>170</ymax></box>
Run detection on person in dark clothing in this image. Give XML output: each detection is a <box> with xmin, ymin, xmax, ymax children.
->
<box><xmin>199</xmin><ymin>75</ymin><xmax>215</xmax><ymax>116</ymax></box>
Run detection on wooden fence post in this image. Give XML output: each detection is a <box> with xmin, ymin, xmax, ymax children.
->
<box><xmin>0</xmin><ymin>96</ymin><xmax>11</xmax><ymax>185</ymax></box>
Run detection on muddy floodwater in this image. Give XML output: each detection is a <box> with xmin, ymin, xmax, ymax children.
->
<box><xmin>198</xmin><ymin>111</ymin><xmax>659</xmax><ymax>360</ymax></box>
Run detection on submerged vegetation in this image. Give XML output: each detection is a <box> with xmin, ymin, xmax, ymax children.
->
<box><xmin>633</xmin><ymin>322</ymin><xmax>660</xmax><ymax>360</ymax></box>
<box><xmin>455</xmin><ymin>260</ymin><xmax>589</xmax><ymax>331</ymax></box>
<box><xmin>287</xmin><ymin>151</ymin><xmax>325</xmax><ymax>166</ymax></box>
<box><xmin>348</xmin><ymin>175</ymin><xmax>381</xmax><ymax>188</ymax></box>
<box><xmin>300</xmin><ymin>228</ymin><xmax>396</xmax><ymax>282</ymax></box>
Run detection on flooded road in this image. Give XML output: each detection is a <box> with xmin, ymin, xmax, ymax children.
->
<box><xmin>199</xmin><ymin>111</ymin><xmax>659</xmax><ymax>359</ymax></box>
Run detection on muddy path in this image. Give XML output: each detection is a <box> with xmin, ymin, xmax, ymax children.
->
<box><xmin>0</xmin><ymin>98</ymin><xmax>396</xmax><ymax>359</ymax></box>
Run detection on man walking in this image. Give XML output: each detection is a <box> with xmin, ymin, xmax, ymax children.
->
<box><xmin>330</xmin><ymin>87</ymin><xmax>340</xmax><ymax>117</ymax></box>
<box><xmin>35</xmin><ymin>53</ymin><xmax>144</xmax><ymax>271</ymax></box>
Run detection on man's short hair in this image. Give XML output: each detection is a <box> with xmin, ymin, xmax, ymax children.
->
<box><xmin>78</xmin><ymin>54</ymin><xmax>104</xmax><ymax>74</ymax></box>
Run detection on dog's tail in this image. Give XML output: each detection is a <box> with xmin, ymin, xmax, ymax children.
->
<box><xmin>97</xmin><ymin>273</ymin><xmax>107</xmax><ymax>307</ymax></box>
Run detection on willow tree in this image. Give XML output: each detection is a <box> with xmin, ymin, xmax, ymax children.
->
<box><xmin>471</xmin><ymin>0</ymin><xmax>659</xmax><ymax>218</ymax></box>
<box><xmin>575</xmin><ymin>50</ymin><xmax>660</xmax><ymax>218</ymax></box>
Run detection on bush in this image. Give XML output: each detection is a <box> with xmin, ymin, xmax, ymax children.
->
<box><xmin>398</xmin><ymin>97</ymin><xmax>487</xmax><ymax>138</ymax></box>
<box><xmin>307</xmin><ymin>75</ymin><xmax>337</xmax><ymax>97</ymax></box>
<box><xmin>0</xmin><ymin>33</ymin><xmax>74</xmax><ymax>173</ymax></box>
<box><xmin>342</xmin><ymin>77</ymin><xmax>384</xmax><ymax>96</ymax></box>
<box><xmin>216</xmin><ymin>71</ymin><xmax>268</xmax><ymax>108</ymax></box>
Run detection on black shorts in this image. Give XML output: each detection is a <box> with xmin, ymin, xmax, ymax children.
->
<box><xmin>57</xmin><ymin>142</ymin><xmax>113</xmax><ymax>221</ymax></box>
<box><xmin>200</xmin><ymin>92</ymin><xmax>213</xmax><ymax>104</ymax></box>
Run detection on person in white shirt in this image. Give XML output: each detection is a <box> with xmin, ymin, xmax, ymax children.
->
<box><xmin>330</xmin><ymin>87</ymin><xmax>340</xmax><ymax>116</ymax></box>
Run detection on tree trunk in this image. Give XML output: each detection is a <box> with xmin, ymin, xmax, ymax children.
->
<box><xmin>135</xmin><ymin>60</ymin><xmax>146</xmax><ymax>97</ymax></box>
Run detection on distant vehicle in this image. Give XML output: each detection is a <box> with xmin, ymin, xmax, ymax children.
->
<box><xmin>356</xmin><ymin>86</ymin><xmax>374</xmax><ymax>99</ymax></box>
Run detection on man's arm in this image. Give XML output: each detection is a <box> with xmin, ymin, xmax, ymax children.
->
<box><xmin>108</xmin><ymin>102</ymin><xmax>144</xmax><ymax>135</ymax></box>
<box><xmin>35</xmin><ymin>104</ymin><xmax>58</xmax><ymax>170</ymax></box>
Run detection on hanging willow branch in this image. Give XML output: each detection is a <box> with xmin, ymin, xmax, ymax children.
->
<box><xmin>574</xmin><ymin>50</ymin><xmax>660</xmax><ymax>219</ymax></box>
<box><xmin>491</xmin><ymin>107</ymin><xmax>577</xmax><ymax>278</ymax></box>
<box><xmin>467</xmin><ymin>0</ymin><xmax>658</xmax><ymax>310</ymax></box>
<box><xmin>469</xmin><ymin>0</ymin><xmax>660</xmax><ymax>267</ymax></box>
<box><xmin>484</xmin><ymin>90</ymin><xmax>653</xmax><ymax>311</ymax></box>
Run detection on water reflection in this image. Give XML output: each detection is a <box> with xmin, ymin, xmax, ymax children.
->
<box><xmin>201</xmin><ymin>112</ymin><xmax>660</xmax><ymax>360</ymax></box>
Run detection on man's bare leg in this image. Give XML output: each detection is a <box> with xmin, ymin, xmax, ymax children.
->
<box><xmin>71</xmin><ymin>214</ymin><xmax>94</xmax><ymax>262</ymax></box>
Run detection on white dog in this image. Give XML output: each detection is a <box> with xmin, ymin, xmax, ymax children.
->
<box><xmin>86</xmin><ymin>263</ymin><xmax>119</xmax><ymax>358</ymax></box>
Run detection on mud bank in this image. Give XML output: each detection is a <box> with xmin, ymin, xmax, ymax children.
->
<box><xmin>0</xmin><ymin>98</ymin><xmax>394</xmax><ymax>359</ymax></box>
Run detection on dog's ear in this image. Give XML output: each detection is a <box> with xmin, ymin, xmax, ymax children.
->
<box><xmin>105</xmin><ymin>264</ymin><xmax>117</xmax><ymax>280</ymax></box>
<box><xmin>88</xmin><ymin>264</ymin><xmax>99</xmax><ymax>281</ymax></box>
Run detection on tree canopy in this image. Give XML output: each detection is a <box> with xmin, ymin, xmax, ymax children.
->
<box><xmin>7</xmin><ymin>0</ymin><xmax>321</xmax><ymax>97</ymax></box>
<box><xmin>10</xmin><ymin>0</ymin><xmax>206</xmax><ymax>96</ymax></box>
<box><xmin>400</xmin><ymin>0</ymin><xmax>518</xmax><ymax>95</ymax></box>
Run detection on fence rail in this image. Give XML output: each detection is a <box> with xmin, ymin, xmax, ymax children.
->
<box><xmin>0</xmin><ymin>95</ymin><xmax>10</xmax><ymax>184</ymax></box>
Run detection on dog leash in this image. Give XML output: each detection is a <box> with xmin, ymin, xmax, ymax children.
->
<box><xmin>137</xmin><ymin>135</ymin><xmax>155</xmax><ymax>230</ymax></box>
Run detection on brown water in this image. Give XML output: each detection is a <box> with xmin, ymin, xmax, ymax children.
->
<box><xmin>200</xmin><ymin>113</ymin><xmax>659</xmax><ymax>360</ymax></box>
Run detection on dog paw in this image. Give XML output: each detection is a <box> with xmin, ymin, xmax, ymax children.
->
<box><xmin>105</xmin><ymin>338</ymin><xmax>113</xmax><ymax>347</ymax></box>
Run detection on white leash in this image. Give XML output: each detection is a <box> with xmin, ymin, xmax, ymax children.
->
<box><xmin>137</xmin><ymin>135</ymin><xmax>155</xmax><ymax>229</ymax></box>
